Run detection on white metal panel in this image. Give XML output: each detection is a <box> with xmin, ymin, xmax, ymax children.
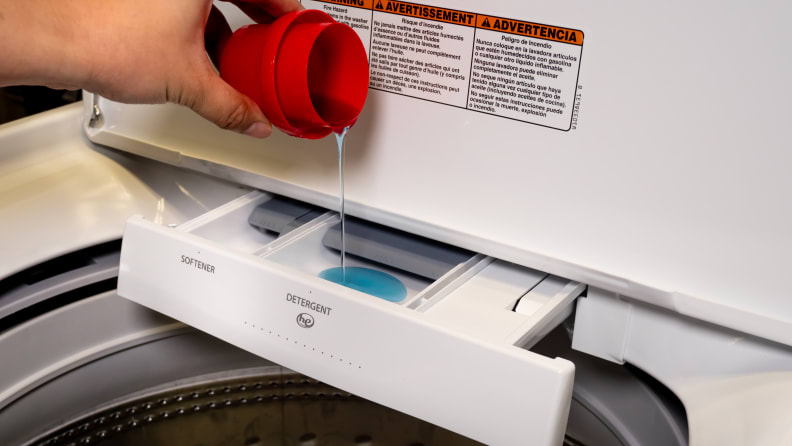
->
<box><xmin>85</xmin><ymin>0</ymin><xmax>792</xmax><ymax>346</ymax></box>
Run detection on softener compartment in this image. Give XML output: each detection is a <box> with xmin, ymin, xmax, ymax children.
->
<box><xmin>118</xmin><ymin>191</ymin><xmax>585</xmax><ymax>446</ymax></box>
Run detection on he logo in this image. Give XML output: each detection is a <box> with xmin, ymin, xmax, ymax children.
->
<box><xmin>296</xmin><ymin>313</ymin><xmax>315</xmax><ymax>328</ymax></box>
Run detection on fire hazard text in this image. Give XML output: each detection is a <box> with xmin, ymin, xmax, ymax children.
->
<box><xmin>300</xmin><ymin>0</ymin><xmax>584</xmax><ymax>131</ymax></box>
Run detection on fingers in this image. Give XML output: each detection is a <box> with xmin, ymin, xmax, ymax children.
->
<box><xmin>186</xmin><ymin>71</ymin><xmax>272</xmax><ymax>138</ymax></box>
<box><xmin>205</xmin><ymin>6</ymin><xmax>233</xmax><ymax>68</ymax></box>
<box><xmin>229</xmin><ymin>2</ymin><xmax>277</xmax><ymax>24</ymax></box>
<box><xmin>237</xmin><ymin>0</ymin><xmax>303</xmax><ymax>17</ymax></box>
<box><xmin>192</xmin><ymin>1</ymin><xmax>303</xmax><ymax>137</ymax></box>
<box><xmin>221</xmin><ymin>0</ymin><xmax>303</xmax><ymax>24</ymax></box>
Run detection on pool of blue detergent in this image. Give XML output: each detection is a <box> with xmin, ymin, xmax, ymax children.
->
<box><xmin>318</xmin><ymin>266</ymin><xmax>408</xmax><ymax>303</ymax></box>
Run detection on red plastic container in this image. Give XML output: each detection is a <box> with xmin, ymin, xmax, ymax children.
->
<box><xmin>219</xmin><ymin>10</ymin><xmax>369</xmax><ymax>139</ymax></box>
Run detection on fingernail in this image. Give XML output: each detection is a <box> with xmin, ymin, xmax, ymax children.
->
<box><xmin>242</xmin><ymin>122</ymin><xmax>272</xmax><ymax>138</ymax></box>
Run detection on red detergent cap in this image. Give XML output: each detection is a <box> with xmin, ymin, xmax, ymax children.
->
<box><xmin>219</xmin><ymin>10</ymin><xmax>369</xmax><ymax>139</ymax></box>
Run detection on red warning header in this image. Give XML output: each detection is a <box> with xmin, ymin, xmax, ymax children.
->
<box><xmin>374</xmin><ymin>0</ymin><xmax>476</xmax><ymax>27</ymax></box>
<box><xmin>317</xmin><ymin>0</ymin><xmax>374</xmax><ymax>9</ymax></box>
<box><xmin>477</xmin><ymin>15</ymin><xmax>583</xmax><ymax>46</ymax></box>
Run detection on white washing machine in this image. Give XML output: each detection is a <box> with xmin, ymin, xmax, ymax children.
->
<box><xmin>1</xmin><ymin>1</ymin><xmax>791</xmax><ymax>445</ymax></box>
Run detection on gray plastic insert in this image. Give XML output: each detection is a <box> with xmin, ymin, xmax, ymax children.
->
<box><xmin>322</xmin><ymin>218</ymin><xmax>473</xmax><ymax>280</ymax></box>
<box><xmin>248</xmin><ymin>196</ymin><xmax>323</xmax><ymax>236</ymax></box>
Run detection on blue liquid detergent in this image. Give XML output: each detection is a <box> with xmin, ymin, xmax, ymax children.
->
<box><xmin>319</xmin><ymin>267</ymin><xmax>408</xmax><ymax>302</ymax></box>
<box><xmin>325</xmin><ymin>127</ymin><xmax>407</xmax><ymax>302</ymax></box>
<box><xmin>335</xmin><ymin>127</ymin><xmax>349</xmax><ymax>282</ymax></box>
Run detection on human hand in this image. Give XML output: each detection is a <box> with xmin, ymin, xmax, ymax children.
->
<box><xmin>0</xmin><ymin>0</ymin><xmax>303</xmax><ymax>138</ymax></box>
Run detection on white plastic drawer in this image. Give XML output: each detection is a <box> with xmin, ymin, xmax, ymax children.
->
<box><xmin>117</xmin><ymin>191</ymin><xmax>584</xmax><ymax>445</ymax></box>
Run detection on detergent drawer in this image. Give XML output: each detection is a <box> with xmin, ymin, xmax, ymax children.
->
<box><xmin>117</xmin><ymin>191</ymin><xmax>584</xmax><ymax>446</ymax></box>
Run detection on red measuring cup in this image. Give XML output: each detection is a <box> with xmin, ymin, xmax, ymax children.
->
<box><xmin>219</xmin><ymin>10</ymin><xmax>369</xmax><ymax>139</ymax></box>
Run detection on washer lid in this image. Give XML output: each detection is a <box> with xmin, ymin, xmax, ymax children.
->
<box><xmin>82</xmin><ymin>0</ymin><xmax>792</xmax><ymax>347</ymax></box>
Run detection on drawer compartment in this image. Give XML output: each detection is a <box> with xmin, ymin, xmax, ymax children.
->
<box><xmin>118</xmin><ymin>191</ymin><xmax>584</xmax><ymax>445</ymax></box>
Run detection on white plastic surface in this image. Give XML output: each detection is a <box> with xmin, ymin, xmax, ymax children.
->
<box><xmin>0</xmin><ymin>103</ymin><xmax>250</xmax><ymax>281</ymax></box>
<box><xmin>84</xmin><ymin>0</ymin><xmax>792</xmax><ymax>347</ymax></box>
<box><xmin>420</xmin><ymin>261</ymin><xmax>545</xmax><ymax>343</ymax></box>
<box><xmin>117</xmin><ymin>192</ymin><xmax>579</xmax><ymax>445</ymax></box>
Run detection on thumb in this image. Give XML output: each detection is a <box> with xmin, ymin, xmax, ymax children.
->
<box><xmin>186</xmin><ymin>72</ymin><xmax>272</xmax><ymax>138</ymax></box>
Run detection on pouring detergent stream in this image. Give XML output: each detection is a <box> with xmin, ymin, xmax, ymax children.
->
<box><xmin>318</xmin><ymin>130</ymin><xmax>408</xmax><ymax>302</ymax></box>
<box><xmin>335</xmin><ymin>127</ymin><xmax>349</xmax><ymax>282</ymax></box>
<box><xmin>219</xmin><ymin>10</ymin><xmax>406</xmax><ymax>302</ymax></box>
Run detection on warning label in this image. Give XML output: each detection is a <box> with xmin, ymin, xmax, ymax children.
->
<box><xmin>299</xmin><ymin>0</ymin><xmax>584</xmax><ymax>131</ymax></box>
<box><xmin>369</xmin><ymin>2</ymin><xmax>474</xmax><ymax>107</ymax></box>
<box><xmin>302</xmin><ymin>0</ymin><xmax>376</xmax><ymax>54</ymax></box>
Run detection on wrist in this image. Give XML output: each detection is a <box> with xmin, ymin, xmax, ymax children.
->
<box><xmin>0</xmin><ymin>0</ymin><xmax>100</xmax><ymax>90</ymax></box>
